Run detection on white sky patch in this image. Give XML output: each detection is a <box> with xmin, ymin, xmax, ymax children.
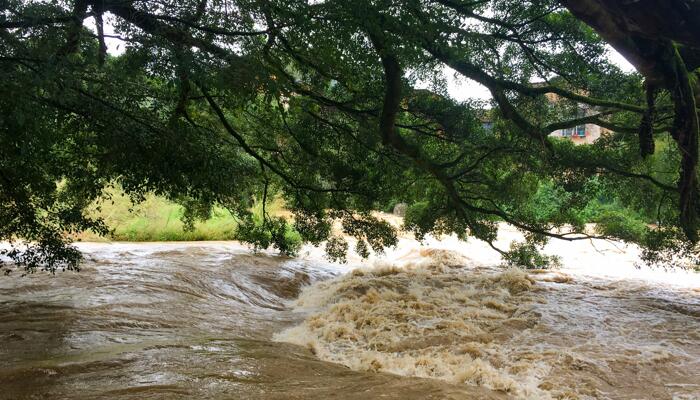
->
<box><xmin>606</xmin><ymin>45</ymin><xmax>635</xmax><ymax>72</ymax></box>
<box><xmin>444</xmin><ymin>67</ymin><xmax>492</xmax><ymax>102</ymax></box>
<box><xmin>83</xmin><ymin>13</ymin><xmax>126</xmax><ymax>56</ymax></box>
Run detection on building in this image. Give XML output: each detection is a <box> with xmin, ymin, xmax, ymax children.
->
<box><xmin>479</xmin><ymin>109</ymin><xmax>607</xmax><ymax>144</ymax></box>
<box><xmin>478</xmin><ymin>85</ymin><xmax>610</xmax><ymax>144</ymax></box>
<box><xmin>548</xmin><ymin>120</ymin><xmax>606</xmax><ymax>145</ymax></box>
<box><xmin>539</xmin><ymin>84</ymin><xmax>609</xmax><ymax>145</ymax></box>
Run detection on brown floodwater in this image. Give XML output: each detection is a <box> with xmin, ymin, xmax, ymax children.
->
<box><xmin>1</xmin><ymin>238</ymin><xmax>699</xmax><ymax>399</ymax></box>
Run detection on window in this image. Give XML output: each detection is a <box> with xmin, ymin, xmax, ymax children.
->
<box><xmin>561</xmin><ymin>126</ymin><xmax>585</xmax><ymax>138</ymax></box>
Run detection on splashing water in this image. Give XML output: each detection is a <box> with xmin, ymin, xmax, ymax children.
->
<box><xmin>1</xmin><ymin>231</ymin><xmax>699</xmax><ymax>399</ymax></box>
<box><xmin>276</xmin><ymin>229</ymin><xmax>700</xmax><ymax>400</ymax></box>
<box><xmin>275</xmin><ymin>250</ymin><xmax>547</xmax><ymax>396</ymax></box>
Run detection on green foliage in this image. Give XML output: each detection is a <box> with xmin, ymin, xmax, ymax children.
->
<box><xmin>592</xmin><ymin>204</ymin><xmax>649</xmax><ymax>243</ymax></box>
<box><xmin>1</xmin><ymin>0</ymin><xmax>698</xmax><ymax>272</ymax></box>
<box><xmin>236</xmin><ymin>215</ymin><xmax>301</xmax><ymax>256</ymax></box>
<box><xmin>325</xmin><ymin>236</ymin><xmax>349</xmax><ymax>263</ymax></box>
<box><xmin>337</xmin><ymin>212</ymin><xmax>397</xmax><ymax>254</ymax></box>
<box><xmin>293</xmin><ymin>210</ymin><xmax>333</xmax><ymax>246</ymax></box>
<box><xmin>639</xmin><ymin>227</ymin><xmax>700</xmax><ymax>269</ymax></box>
<box><xmin>404</xmin><ymin>201</ymin><xmax>439</xmax><ymax>241</ymax></box>
<box><xmin>0</xmin><ymin>237</ymin><xmax>83</xmax><ymax>275</ymax></box>
<box><xmin>503</xmin><ymin>242</ymin><xmax>562</xmax><ymax>270</ymax></box>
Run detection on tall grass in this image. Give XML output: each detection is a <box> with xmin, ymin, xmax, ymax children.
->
<box><xmin>76</xmin><ymin>189</ymin><xmax>238</xmax><ymax>242</ymax></box>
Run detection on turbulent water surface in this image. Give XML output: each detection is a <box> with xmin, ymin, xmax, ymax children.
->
<box><xmin>1</xmin><ymin>233</ymin><xmax>699</xmax><ymax>399</ymax></box>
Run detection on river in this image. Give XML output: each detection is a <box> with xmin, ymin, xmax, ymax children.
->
<box><xmin>1</xmin><ymin>229</ymin><xmax>699</xmax><ymax>399</ymax></box>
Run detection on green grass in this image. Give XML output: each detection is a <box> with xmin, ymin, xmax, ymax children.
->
<box><xmin>77</xmin><ymin>190</ymin><xmax>238</xmax><ymax>242</ymax></box>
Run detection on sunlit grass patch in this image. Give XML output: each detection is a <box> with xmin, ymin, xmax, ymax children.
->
<box><xmin>75</xmin><ymin>189</ymin><xmax>238</xmax><ymax>242</ymax></box>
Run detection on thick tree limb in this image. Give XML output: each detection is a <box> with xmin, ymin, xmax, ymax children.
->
<box><xmin>562</xmin><ymin>0</ymin><xmax>700</xmax><ymax>241</ymax></box>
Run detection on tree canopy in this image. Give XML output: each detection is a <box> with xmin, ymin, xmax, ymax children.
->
<box><xmin>1</xmin><ymin>0</ymin><xmax>698</xmax><ymax>272</ymax></box>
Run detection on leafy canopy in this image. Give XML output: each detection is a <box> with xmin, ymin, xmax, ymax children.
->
<box><xmin>1</xmin><ymin>0</ymin><xmax>698</xmax><ymax>272</ymax></box>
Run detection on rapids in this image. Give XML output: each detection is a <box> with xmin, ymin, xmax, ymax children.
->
<box><xmin>1</xmin><ymin>230</ymin><xmax>699</xmax><ymax>399</ymax></box>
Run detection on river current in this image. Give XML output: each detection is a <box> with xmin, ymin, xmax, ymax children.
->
<box><xmin>1</xmin><ymin>229</ymin><xmax>699</xmax><ymax>399</ymax></box>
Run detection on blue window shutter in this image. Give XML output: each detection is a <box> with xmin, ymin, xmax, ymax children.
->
<box><xmin>576</xmin><ymin>125</ymin><xmax>585</xmax><ymax>137</ymax></box>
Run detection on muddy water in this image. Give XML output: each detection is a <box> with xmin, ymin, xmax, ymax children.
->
<box><xmin>1</xmin><ymin>238</ymin><xmax>699</xmax><ymax>399</ymax></box>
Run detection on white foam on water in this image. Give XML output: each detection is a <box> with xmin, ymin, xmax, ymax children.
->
<box><xmin>278</xmin><ymin>224</ymin><xmax>700</xmax><ymax>399</ymax></box>
<box><xmin>276</xmin><ymin>249</ymin><xmax>554</xmax><ymax>398</ymax></box>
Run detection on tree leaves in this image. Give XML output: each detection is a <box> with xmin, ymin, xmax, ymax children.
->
<box><xmin>1</xmin><ymin>0</ymin><xmax>697</xmax><ymax>271</ymax></box>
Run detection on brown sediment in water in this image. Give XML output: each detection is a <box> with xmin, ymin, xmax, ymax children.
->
<box><xmin>274</xmin><ymin>250</ymin><xmax>548</xmax><ymax>397</ymax></box>
<box><xmin>1</xmin><ymin>241</ymin><xmax>699</xmax><ymax>399</ymax></box>
<box><xmin>2</xmin><ymin>243</ymin><xmax>501</xmax><ymax>400</ymax></box>
<box><xmin>275</xmin><ymin>248</ymin><xmax>700</xmax><ymax>400</ymax></box>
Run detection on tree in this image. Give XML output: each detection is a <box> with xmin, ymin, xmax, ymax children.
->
<box><xmin>561</xmin><ymin>0</ymin><xmax>700</xmax><ymax>242</ymax></box>
<box><xmin>1</xmin><ymin>0</ymin><xmax>697</xmax><ymax>272</ymax></box>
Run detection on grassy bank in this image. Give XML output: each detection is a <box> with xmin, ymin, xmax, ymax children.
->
<box><xmin>76</xmin><ymin>190</ymin><xmax>239</xmax><ymax>242</ymax></box>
